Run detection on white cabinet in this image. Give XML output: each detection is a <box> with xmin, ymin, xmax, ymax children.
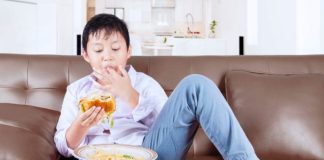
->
<box><xmin>170</xmin><ymin>38</ymin><xmax>227</xmax><ymax>55</ymax></box>
<box><xmin>0</xmin><ymin>0</ymin><xmax>76</xmax><ymax>55</ymax></box>
<box><xmin>141</xmin><ymin>37</ymin><xmax>228</xmax><ymax>56</ymax></box>
<box><xmin>0</xmin><ymin>0</ymin><xmax>38</xmax><ymax>54</ymax></box>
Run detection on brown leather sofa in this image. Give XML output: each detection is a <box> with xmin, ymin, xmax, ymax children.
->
<box><xmin>1</xmin><ymin>53</ymin><xmax>324</xmax><ymax>160</ymax></box>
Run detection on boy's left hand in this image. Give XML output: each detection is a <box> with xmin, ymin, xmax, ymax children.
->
<box><xmin>93</xmin><ymin>65</ymin><xmax>139</xmax><ymax>108</ymax></box>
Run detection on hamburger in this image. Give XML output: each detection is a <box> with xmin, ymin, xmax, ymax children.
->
<box><xmin>79</xmin><ymin>94</ymin><xmax>116</xmax><ymax>116</ymax></box>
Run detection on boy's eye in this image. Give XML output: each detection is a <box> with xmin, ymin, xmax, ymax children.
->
<box><xmin>94</xmin><ymin>50</ymin><xmax>103</xmax><ymax>53</ymax></box>
<box><xmin>112</xmin><ymin>48</ymin><xmax>120</xmax><ymax>51</ymax></box>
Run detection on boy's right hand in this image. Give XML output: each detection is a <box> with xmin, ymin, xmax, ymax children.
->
<box><xmin>66</xmin><ymin>106</ymin><xmax>106</xmax><ymax>149</ymax></box>
<box><xmin>77</xmin><ymin>106</ymin><xmax>106</xmax><ymax>128</ymax></box>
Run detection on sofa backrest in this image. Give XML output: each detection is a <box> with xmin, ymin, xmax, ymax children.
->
<box><xmin>1</xmin><ymin>53</ymin><xmax>324</xmax><ymax>158</ymax></box>
<box><xmin>0</xmin><ymin>54</ymin><xmax>92</xmax><ymax>111</ymax></box>
<box><xmin>2</xmin><ymin>54</ymin><xmax>324</xmax><ymax>111</ymax></box>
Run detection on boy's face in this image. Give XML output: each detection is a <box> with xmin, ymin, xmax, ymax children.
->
<box><xmin>82</xmin><ymin>30</ymin><xmax>131</xmax><ymax>74</ymax></box>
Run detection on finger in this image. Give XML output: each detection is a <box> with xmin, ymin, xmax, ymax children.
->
<box><xmin>107</xmin><ymin>67</ymin><xmax>119</xmax><ymax>78</ymax></box>
<box><xmin>92</xmin><ymin>78</ymin><xmax>104</xmax><ymax>88</ymax></box>
<box><xmin>80</xmin><ymin>106</ymin><xmax>96</xmax><ymax>121</ymax></box>
<box><xmin>93</xmin><ymin>82</ymin><xmax>112</xmax><ymax>91</ymax></box>
<box><xmin>92</xmin><ymin>71</ymin><xmax>104</xmax><ymax>81</ymax></box>
<box><xmin>92</xmin><ymin>67</ymin><xmax>105</xmax><ymax>77</ymax></box>
<box><xmin>81</xmin><ymin>107</ymin><xmax>102</xmax><ymax>126</ymax></box>
<box><xmin>92</xmin><ymin>71</ymin><xmax>112</xmax><ymax>86</ymax></box>
<box><xmin>90</xmin><ymin>108</ymin><xmax>106</xmax><ymax>126</ymax></box>
<box><xmin>80</xmin><ymin>107</ymin><xmax>97</xmax><ymax>126</ymax></box>
<box><xmin>81</xmin><ymin>109</ymin><xmax>100</xmax><ymax>126</ymax></box>
<box><xmin>92</xmin><ymin>67</ymin><xmax>104</xmax><ymax>75</ymax></box>
<box><xmin>93</xmin><ymin>109</ymin><xmax>106</xmax><ymax>124</ymax></box>
<box><xmin>118</xmin><ymin>65</ymin><xmax>129</xmax><ymax>78</ymax></box>
<box><xmin>93</xmin><ymin>67</ymin><xmax>112</xmax><ymax>81</ymax></box>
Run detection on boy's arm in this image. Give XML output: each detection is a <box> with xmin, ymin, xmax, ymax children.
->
<box><xmin>131</xmin><ymin>77</ymin><xmax>168</xmax><ymax>127</ymax></box>
<box><xmin>55</xmin><ymin>85</ymin><xmax>105</xmax><ymax>157</ymax></box>
<box><xmin>54</xmin><ymin>87</ymin><xmax>86</xmax><ymax>157</ymax></box>
<box><xmin>124</xmin><ymin>87</ymin><xmax>139</xmax><ymax>109</ymax></box>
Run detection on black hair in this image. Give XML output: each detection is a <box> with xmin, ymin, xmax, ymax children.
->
<box><xmin>82</xmin><ymin>14</ymin><xmax>130</xmax><ymax>51</ymax></box>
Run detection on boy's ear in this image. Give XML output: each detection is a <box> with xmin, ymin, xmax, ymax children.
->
<box><xmin>82</xmin><ymin>49</ymin><xmax>90</xmax><ymax>63</ymax></box>
<box><xmin>126</xmin><ymin>46</ymin><xmax>132</xmax><ymax>59</ymax></box>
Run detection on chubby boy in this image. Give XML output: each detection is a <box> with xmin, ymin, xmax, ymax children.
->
<box><xmin>54</xmin><ymin>13</ymin><xmax>258</xmax><ymax>160</ymax></box>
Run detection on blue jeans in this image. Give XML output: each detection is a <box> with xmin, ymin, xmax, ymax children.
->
<box><xmin>142</xmin><ymin>74</ymin><xmax>258</xmax><ymax>160</ymax></box>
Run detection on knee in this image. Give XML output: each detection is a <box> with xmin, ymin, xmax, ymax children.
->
<box><xmin>181</xmin><ymin>74</ymin><xmax>214</xmax><ymax>87</ymax></box>
<box><xmin>177</xmin><ymin>74</ymin><xmax>222</xmax><ymax>95</ymax></box>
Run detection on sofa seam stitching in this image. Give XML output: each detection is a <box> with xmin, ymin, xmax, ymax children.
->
<box><xmin>267</xmin><ymin>57</ymin><xmax>271</xmax><ymax>74</ymax></box>
<box><xmin>67</xmin><ymin>58</ymin><xmax>70</xmax><ymax>85</ymax></box>
<box><xmin>189</xmin><ymin>56</ymin><xmax>192</xmax><ymax>75</ymax></box>
<box><xmin>148</xmin><ymin>56</ymin><xmax>150</xmax><ymax>76</ymax></box>
<box><xmin>0</xmin><ymin>122</ymin><xmax>53</xmax><ymax>146</ymax></box>
<box><xmin>26</xmin><ymin>55</ymin><xmax>30</xmax><ymax>104</ymax></box>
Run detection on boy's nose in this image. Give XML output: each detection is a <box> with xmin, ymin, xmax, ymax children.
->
<box><xmin>103</xmin><ymin>51</ymin><xmax>113</xmax><ymax>61</ymax></box>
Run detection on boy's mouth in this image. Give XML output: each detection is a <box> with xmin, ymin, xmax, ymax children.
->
<box><xmin>105</xmin><ymin>65</ymin><xmax>117</xmax><ymax>72</ymax></box>
<box><xmin>101</xmin><ymin>62</ymin><xmax>116</xmax><ymax>72</ymax></box>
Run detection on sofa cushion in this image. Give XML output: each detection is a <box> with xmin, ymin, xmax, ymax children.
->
<box><xmin>0</xmin><ymin>103</ymin><xmax>60</xmax><ymax>160</ymax></box>
<box><xmin>225</xmin><ymin>70</ymin><xmax>324</xmax><ymax>159</ymax></box>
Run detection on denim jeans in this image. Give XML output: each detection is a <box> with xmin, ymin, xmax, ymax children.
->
<box><xmin>142</xmin><ymin>74</ymin><xmax>258</xmax><ymax>160</ymax></box>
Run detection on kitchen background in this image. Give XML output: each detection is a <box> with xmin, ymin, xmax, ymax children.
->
<box><xmin>0</xmin><ymin>0</ymin><xmax>323</xmax><ymax>56</ymax></box>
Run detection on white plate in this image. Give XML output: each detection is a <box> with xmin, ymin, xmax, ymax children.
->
<box><xmin>74</xmin><ymin>144</ymin><xmax>158</xmax><ymax>160</ymax></box>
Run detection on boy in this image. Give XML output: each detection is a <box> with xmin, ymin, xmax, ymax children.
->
<box><xmin>54</xmin><ymin>14</ymin><xmax>258</xmax><ymax>160</ymax></box>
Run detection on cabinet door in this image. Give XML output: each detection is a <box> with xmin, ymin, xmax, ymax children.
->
<box><xmin>171</xmin><ymin>38</ymin><xmax>227</xmax><ymax>55</ymax></box>
<box><xmin>0</xmin><ymin>0</ymin><xmax>38</xmax><ymax>54</ymax></box>
<box><xmin>0</xmin><ymin>0</ymin><xmax>62</xmax><ymax>54</ymax></box>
